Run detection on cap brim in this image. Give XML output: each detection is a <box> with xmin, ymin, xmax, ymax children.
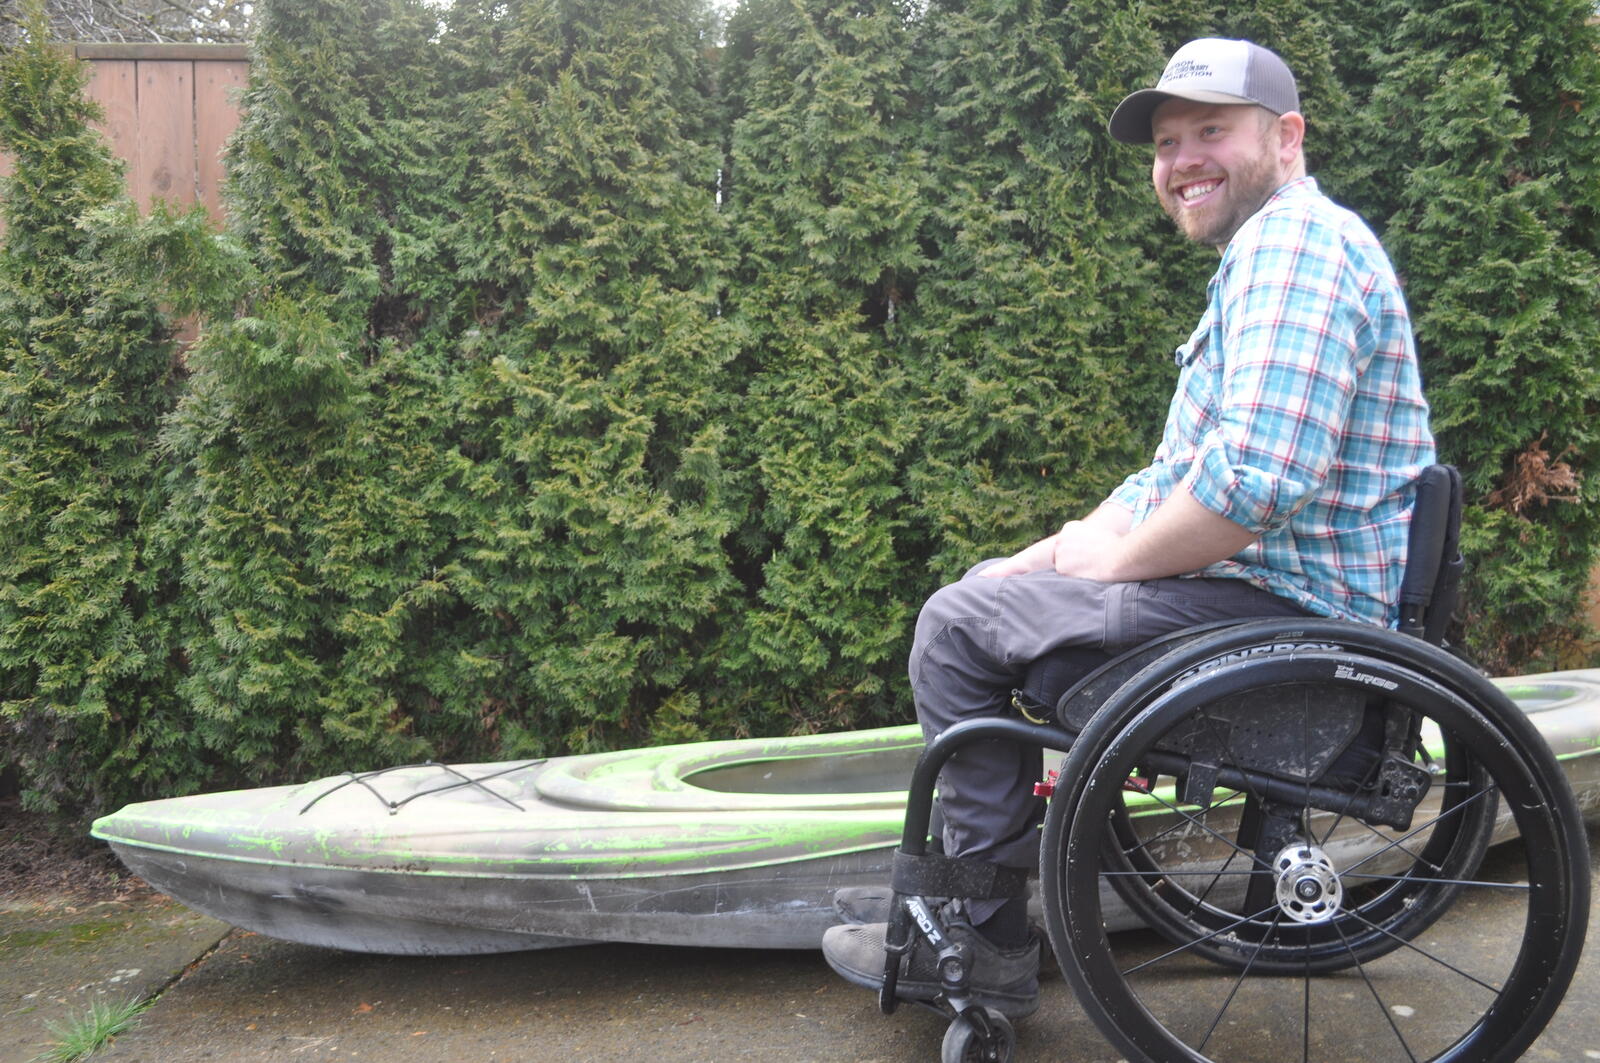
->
<box><xmin>1107</xmin><ymin>87</ymin><xmax>1264</xmax><ymax>144</ymax></box>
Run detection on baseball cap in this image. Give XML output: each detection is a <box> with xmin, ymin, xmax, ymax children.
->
<box><xmin>1108</xmin><ymin>38</ymin><xmax>1299</xmax><ymax>144</ymax></box>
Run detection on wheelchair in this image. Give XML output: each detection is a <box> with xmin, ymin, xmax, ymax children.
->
<box><xmin>876</xmin><ymin>466</ymin><xmax>1592</xmax><ymax>1063</ymax></box>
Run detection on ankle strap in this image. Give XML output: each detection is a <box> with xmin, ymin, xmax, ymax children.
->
<box><xmin>891</xmin><ymin>850</ymin><xmax>1029</xmax><ymax>899</ymax></box>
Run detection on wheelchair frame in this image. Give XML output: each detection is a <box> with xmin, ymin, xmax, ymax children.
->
<box><xmin>873</xmin><ymin>467</ymin><xmax>1592</xmax><ymax>1063</ymax></box>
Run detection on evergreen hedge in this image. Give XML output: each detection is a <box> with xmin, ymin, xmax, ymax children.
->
<box><xmin>719</xmin><ymin>0</ymin><xmax>925</xmax><ymax>730</ymax></box>
<box><xmin>4</xmin><ymin>0</ymin><xmax>1599</xmax><ymax>819</ymax></box>
<box><xmin>0</xmin><ymin>7</ymin><xmax>198</xmax><ymax>813</ymax></box>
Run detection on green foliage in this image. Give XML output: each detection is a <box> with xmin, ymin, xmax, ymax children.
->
<box><xmin>163</xmin><ymin>0</ymin><xmax>469</xmax><ymax>782</ymax></box>
<box><xmin>449</xmin><ymin>0</ymin><xmax>737</xmax><ymax>752</ymax></box>
<box><xmin>903</xmin><ymin>0</ymin><xmax>1193</xmax><ymax>572</ymax></box>
<box><xmin>718</xmin><ymin>0</ymin><xmax>925</xmax><ymax>730</ymax></box>
<box><xmin>0</xmin><ymin>4</ymin><xmax>196</xmax><ymax>813</ymax></box>
<box><xmin>162</xmin><ymin>0</ymin><xmax>739</xmax><ymax>784</ymax></box>
<box><xmin>5</xmin><ymin>0</ymin><xmax>1600</xmax><ymax>819</ymax></box>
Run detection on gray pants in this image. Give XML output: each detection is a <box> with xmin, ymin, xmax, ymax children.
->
<box><xmin>911</xmin><ymin>563</ymin><xmax>1310</xmax><ymax>908</ymax></box>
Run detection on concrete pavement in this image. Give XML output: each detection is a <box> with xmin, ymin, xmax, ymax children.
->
<box><xmin>1</xmin><ymin>895</ymin><xmax>230</xmax><ymax>1063</ymax></box>
<box><xmin>5</xmin><ymin>825</ymin><xmax>1598</xmax><ymax>1063</ymax></box>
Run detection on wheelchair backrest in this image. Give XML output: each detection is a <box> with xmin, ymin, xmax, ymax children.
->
<box><xmin>1396</xmin><ymin>463</ymin><xmax>1464</xmax><ymax>646</ymax></box>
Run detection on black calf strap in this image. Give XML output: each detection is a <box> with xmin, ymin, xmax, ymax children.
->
<box><xmin>891</xmin><ymin>849</ymin><xmax>1029</xmax><ymax>899</ymax></box>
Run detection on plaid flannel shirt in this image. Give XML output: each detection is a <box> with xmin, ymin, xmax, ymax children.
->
<box><xmin>1108</xmin><ymin>177</ymin><xmax>1436</xmax><ymax>626</ymax></box>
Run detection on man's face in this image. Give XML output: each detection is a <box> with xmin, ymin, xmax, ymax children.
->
<box><xmin>1151</xmin><ymin>100</ymin><xmax>1286</xmax><ymax>249</ymax></box>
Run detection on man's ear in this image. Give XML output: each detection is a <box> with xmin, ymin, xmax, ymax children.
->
<box><xmin>1277</xmin><ymin>111</ymin><xmax>1306</xmax><ymax>165</ymax></box>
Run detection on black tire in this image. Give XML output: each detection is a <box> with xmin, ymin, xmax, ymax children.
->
<box><xmin>1040</xmin><ymin>619</ymin><xmax>1590</xmax><ymax>1063</ymax></box>
<box><xmin>940</xmin><ymin>1007</ymin><xmax>1015</xmax><ymax>1063</ymax></box>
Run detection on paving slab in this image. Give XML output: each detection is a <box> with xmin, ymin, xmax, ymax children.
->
<box><xmin>92</xmin><ymin>933</ymin><xmax>968</xmax><ymax>1062</ymax></box>
<box><xmin>0</xmin><ymin>896</ymin><xmax>229</xmax><ymax>1063</ymax></box>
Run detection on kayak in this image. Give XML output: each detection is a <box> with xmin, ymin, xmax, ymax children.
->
<box><xmin>91</xmin><ymin>669</ymin><xmax>1600</xmax><ymax>956</ymax></box>
<box><xmin>92</xmin><ymin>725</ymin><xmax>921</xmax><ymax>954</ymax></box>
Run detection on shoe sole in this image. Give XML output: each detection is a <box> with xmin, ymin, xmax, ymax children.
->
<box><xmin>821</xmin><ymin>938</ymin><xmax>1040</xmax><ymax>1019</ymax></box>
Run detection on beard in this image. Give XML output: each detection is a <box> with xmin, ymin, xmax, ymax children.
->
<box><xmin>1159</xmin><ymin>138</ymin><xmax>1283</xmax><ymax>248</ymax></box>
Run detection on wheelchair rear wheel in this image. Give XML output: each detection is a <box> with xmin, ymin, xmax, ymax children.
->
<box><xmin>1039</xmin><ymin>621</ymin><xmax>1589</xmax><ymax>1063</ymax></box>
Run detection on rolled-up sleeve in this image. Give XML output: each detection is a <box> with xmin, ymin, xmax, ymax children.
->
<box><xmin>1108</xmin><ymin>460</ymin><xmax>1159</xmax><ymax>514</ymax></box>
<box><xmin>1181</xmin><ymin>213</ymin><xmax>1364</xmax><ymax>534</ymax></box>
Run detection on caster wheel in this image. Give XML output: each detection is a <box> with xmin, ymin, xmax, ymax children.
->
<box><xmin>941</xmin><ymin>1007</ymin><xmax>1015</xmax><ymax>1063</ymax></box>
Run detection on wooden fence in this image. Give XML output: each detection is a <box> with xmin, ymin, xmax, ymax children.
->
<box><xmin>0</xmin><ymin>43</ymin><xmax>249</xmax><ymax>223</ymax></box>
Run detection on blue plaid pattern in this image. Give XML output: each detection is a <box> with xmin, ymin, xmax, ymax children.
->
<box><xmin>1109</xmin><ymin>178</ymin><xmax>1436</xmax><ymax>625</ymax></box>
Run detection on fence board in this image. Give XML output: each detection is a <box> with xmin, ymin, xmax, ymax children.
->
<box><xmin>85</xmin><ymin>58</ymin><xmax>139</xmax><ymax>174</ymax></box>
<box><xmin>133</xmin><ymin>59</ymin><xmax>197</xmax><ymax>210</ymax></box>
<box><xmin>77</xmin><ymin>44</ymin><xmax>249</xmax><ymax>62</ymax></box>
<box><xmin>196</xmin><ymin>59</ymin><xmax>248</xmax><ymax>218</ymax></box>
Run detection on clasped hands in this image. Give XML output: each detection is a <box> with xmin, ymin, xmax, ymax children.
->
<box><xmin>978</xmin><ymin>519</ymin><xmax>1126</xmax><ymax>582</ymax></box>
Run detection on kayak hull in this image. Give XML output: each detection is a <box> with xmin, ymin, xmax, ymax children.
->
<box><xmin>111</xmin><ymin>841</ymin><xmax>897</xmax><ymax>954</ymax></box>
<box><xmin>96</xmin><ymin>727</ymin><xmax>921</xmax><ymax>954</ymax></box>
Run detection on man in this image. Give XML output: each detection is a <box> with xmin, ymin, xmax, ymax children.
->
<box><xmin>820</xmin><ymin>38</ymin><xmax>1437</xmax><ymax>1019</ymax></box>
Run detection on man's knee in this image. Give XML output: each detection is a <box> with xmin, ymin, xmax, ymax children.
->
<box><xmin>913</xmin><ymin>570</ymin><xmax>1002</xmax><ymax>652</ymax></box>
<box><xmin>914</xmin><ymin>582</ymin><xmax>958</xmax><ymax>648</ymax></box>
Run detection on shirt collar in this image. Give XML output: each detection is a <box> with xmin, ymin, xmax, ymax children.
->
<box><xmin>1170</xmin><ymin>176</ymin><xmax>1321</xmax><ymax>368</ymax></box>
<box><xmin>1263</xmin><ymin>174</ymin><xmax>1319</xmax><ymax>207</ymax></box>
<box><xmin>1225</xmin><ymin>176</ymin><xmax>1320</xmax><ymax>252</ymax></box>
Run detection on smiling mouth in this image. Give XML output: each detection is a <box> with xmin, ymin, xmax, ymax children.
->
<box><xmin>1176</xmin><ymin>179</ymin><xmax>1222</xmax><ymax>206</ymax></box>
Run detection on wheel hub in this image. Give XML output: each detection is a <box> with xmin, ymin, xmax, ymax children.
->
<box><xmin>1272</xmin><ymin>844</ymin><xmax>1342</xmax><ymax>924</ymax></box>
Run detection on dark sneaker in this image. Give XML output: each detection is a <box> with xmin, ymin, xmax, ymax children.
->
<box><xmin>820</xmin><ymin>917</ymin><xmax>1040</xmax><ymax>1018</ymax></box>
<box><xmin>832</xmin><ymin>886</ymin><xmax>904</xmax><ymax>925</ymax></box>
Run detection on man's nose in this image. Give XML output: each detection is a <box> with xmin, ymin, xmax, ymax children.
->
<box><xmin>1172</xmin><ymin>139</ymin><xmax>1207</xmax><ymax>171</ymax></box>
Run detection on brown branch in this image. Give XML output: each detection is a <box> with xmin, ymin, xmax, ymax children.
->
<box><xmin>1486</xmin><ymin>431</ymin><xmax>1581</xmax><ymax>515</ymax></box>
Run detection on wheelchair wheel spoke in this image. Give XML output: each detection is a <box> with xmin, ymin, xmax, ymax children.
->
<box><xmin>1310</xmin><ymin>723</ymin><xmax>1390</xmax><ymax>852</ymax></box>
<box><xmin>1342</xmin><ymin>905</ymin><xmax>1505</xmax><ymax>994</ymax></box>
<box><xmin>1342</xmin><ymin>871</ymin><xmax>1528</xmax><ymax>892</ymax></box>
<box><xmin>1180</xmin><ymin>847</ymin><xmax>1244</xmax><ymax>915</ymax></box>
<box><xmin>1122</xmin><ymin>787</ymin><xmax>1246</xmax><ymax>853</ymax></box>
<box><xmin>1199</xmin><ymin>710</ymin><xmax>1274</xmax><ymax>809</ymax></box>
<box><xmin>1101</xmin><ymin>867</ymin><xmax>1259</xmax><ymax>878</ymax></box>
<box><xmin>1119</xmin><ymin>900</ymin><xmax>1284</xmax><ymax>977</ymax></box>
<box><xmin>1116</xmin><ymin>806</ymin><xmax>1252</xmax><ymax>917</ymax></box>
<box><xmin>1315</xmin><ymin>802</ymin><xmax>1430</xmax><ymax>866</ymax></box>
<box><xmin>1339</xmin><ymin>783</ymin><xmax>1498</xmax><ymax>879</ymax></box>
<box><xmin>1302</xmin><ymin>951</ymin><xmax>1312</xmax><ymax>1063</ymax></box>
<box><xmin>1135</xmin><ymin>779</ymin><xmax>1272</xmax><ymax>869</ymax></box>
<box><xmin>1197</xmin><ymin>912</ymin><xmax>1280</xmax><ymax>1054</ymax></box>
<box><xmin>1332</xmin><ymin>916</ymin><xmax>1422</xmax><ymax>1063</ymax></box>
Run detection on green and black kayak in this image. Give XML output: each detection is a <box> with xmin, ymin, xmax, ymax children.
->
<box><xmin>91</xmin><ymin>669</ymin><xmax>1600</xmax><ymax>956</ymax></box>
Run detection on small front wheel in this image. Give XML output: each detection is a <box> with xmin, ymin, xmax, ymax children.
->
<box><xmin>941</xmin><ymin>1007</ymin><xmax>1015</xmax><ymax>1063</ymax></box>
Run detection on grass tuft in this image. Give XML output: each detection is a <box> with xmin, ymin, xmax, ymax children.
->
<box><xmin>32</xmin><ymin>996</ymin><xmax>151</xmax><ymax>1062</ymax></box>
